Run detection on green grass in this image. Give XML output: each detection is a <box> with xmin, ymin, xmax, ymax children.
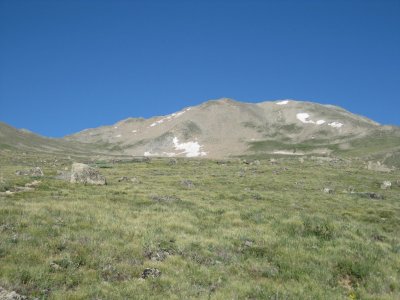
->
<box><xmin>0</xmin><ymin>149</ymin><xmax>399</xmax><ymax>299</ymax></box>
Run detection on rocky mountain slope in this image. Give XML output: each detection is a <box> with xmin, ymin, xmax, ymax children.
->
<box><xmin>2</xmin><ymin>99</ymin><xmax>399</xmax><ymax>163</ymax></box>
<box><xmin>64</xmin><ymin>98</ymin><xmax>399</xmax><ymax>159</ymax></box>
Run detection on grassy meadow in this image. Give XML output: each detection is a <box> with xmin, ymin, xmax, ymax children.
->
<box><xmin>0</xmin><ymin>149</ymin><xmax>399</xmax><ymax>299</ymax></box>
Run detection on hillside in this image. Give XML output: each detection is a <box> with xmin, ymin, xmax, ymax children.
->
<box><xmin>64</xmin><ymin>98</ymin><xmax>400</xmax><ymax>162</ymax></box>
<box><xmin>0</xmin><ymin>149</ymin><xmax>399</xmax><ymax>299</ymax></box>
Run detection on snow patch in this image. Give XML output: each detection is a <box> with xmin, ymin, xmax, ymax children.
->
<box><xmin>115</xmin><ymin>134</ymin><xmax>122</xmax><ymax>138</ymax></box>
<box><xmin>132</xmin><ymin>130</ymin><xmax>137</xmax><ymax>133</ymax></box>
<box><xmin>296</xmin><ymin>113</ymin><xmax>314</xmax><ymax>124</ymax></box>
<box><xmin>150</xmin><ymin>119</ymin><xmax>165</xmax><ymax>127</ymax></box>
<box><xmin>173</xmin><ymin>137</ymin><xmax>207</xmax><ymax>157</ymax></box>
<box><xmin>296</xmin><ymin>113</ymin><xmax>326</xmax><ymax>126</ymax></box>
<box><xmin>273</xmin><ymin>151</ymin><xmax>304</xmax><ymax>156</ymax></box>
<box><xmin>149</xmin><ymin>109</ymin><xmax>189</xmax><ymax>128</ymax></box>
<box><xmin>328</xmin><ymin>122</ymin><xmax>343</xmax><ymax>128</ymax></box>
<box><xmin>276</xmin><ymin>100</ymin><xmax>289</xmax><ymax>105</ymax></box>
<box><xmin>114</xmin><ymin>126</ymin><xmax>118</xmax><ymax>129</ymax></box>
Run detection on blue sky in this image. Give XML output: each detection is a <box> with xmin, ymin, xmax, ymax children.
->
<box><xmin>0</xmin><ymin>0</ymin><xmax>399</xmax><ymax>137</ymax></box>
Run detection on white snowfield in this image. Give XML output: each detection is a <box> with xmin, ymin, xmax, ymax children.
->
<box><xmin>296</xmin><ymin>113</ymin><xmax>342</xmax><ymax>128</ymax></box>
<box><xmin>273</xmin><ymin>150</ymin><xmax>304</xmax><ymax>155</ymax></box>
<box><xmin>276</xmin><ymin>100</ymin><xmax>289</xmax><ymax>105</ymax></box>
<box><xmin>149</xmin><ymin>108</ymin><xmax>191</xmax><ymax>127</ymax></box>
<box><xmin>296</xmin><ymin>113</ymin><xmax>325</xmax><ymax>125</ymax></box>
<box><xmin>173</xmin><ymin>137</ymin><xmax>207</xmax><ymax>157</ymax></box>
<box><xmin>328</xmin><ymin>122</ymin><xmax>344</xmax><ymax>128</ymax></box>
<box><xmin>143</xmin><ymin>137</ymin><xmax>207</xmax><ymax>158</ymax></box>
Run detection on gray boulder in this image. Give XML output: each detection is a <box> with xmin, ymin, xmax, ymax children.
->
<box><xmin>70</xmin><ymin>163</ymin><xmax>106</xmax><ymax>185</ymax></box>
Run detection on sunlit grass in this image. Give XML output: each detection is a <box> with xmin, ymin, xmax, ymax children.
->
<box><xmin>0</xmin><ymin>150</ymin><xmax>399</xmax><ymax>299</ymax></box>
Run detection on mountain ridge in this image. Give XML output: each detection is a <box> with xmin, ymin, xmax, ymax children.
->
<box><xmin>1</xmin><ymin>99</ymin><xmax>399</xmax><ymax>164</ymax></box>
<box><xmin>61</xmin><ymin>98</ymin><xmax>397</xmax><ymax>160</ymax></box>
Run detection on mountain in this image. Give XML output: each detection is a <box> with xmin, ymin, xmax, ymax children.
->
<box><xmin>63</xmin><ymin>98</ymin><xmax>400</xmax><ymax>161</ymax></box>
<box><xmin>2</xmin><ymin>99</ymin><xmax>399</xmax><ymax>164</ymax></box>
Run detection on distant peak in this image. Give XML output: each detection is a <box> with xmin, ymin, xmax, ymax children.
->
<box><xmin>201</xmin><ymin>98</ymin><xmax>241</xmax><ymax>107</ymax></box>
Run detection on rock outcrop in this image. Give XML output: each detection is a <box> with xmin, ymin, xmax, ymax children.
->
<box><xmin>70</xmin><ymin>163</ymin><xmax>106</xmax><ymax>185</ymax></box>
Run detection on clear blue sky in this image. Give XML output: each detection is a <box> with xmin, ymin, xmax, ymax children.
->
<box><xmin>0</xmin><ymin>0</ymin><xmax>399</xmax><ymax>137</ymax></box>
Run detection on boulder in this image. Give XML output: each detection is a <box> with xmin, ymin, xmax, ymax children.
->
<box><xmin>381</xmin><ymin>181</ymin><xmax>391</xmax><ymax>190</ymax></box>
<box><xmin>323</xmin><ymin>188</ymin><xmax>334</xmax><ymax>194</ymax></box>
<box><xmin>70</xmin><ymin>163</ymin><xmax>106</xmax><ymax>185</ymax></box>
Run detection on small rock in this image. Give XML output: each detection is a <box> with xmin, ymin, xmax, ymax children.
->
<box><xmin>181</xmin><ymin>179</ymin><xmax>195</xmax><ymax>189</ymax></box>
<box><xmin>70</xmin><ymin>163</ymin><xmax>106</xmax><ymax>185</ymax></box>
<box><xmin>397</xmin><ymin>180</ymin><xmax>400</xmax><ymax>187</ymax></box>
<box><xmin>347</xmin><ymin>186</ymin><xmax>355</xmax><ymax>193</ymax></box>
<box><xmin>244</xmin><ymin>240</ymin><xmax>253</xmax><ymax>247</ymax></box>
<box><xmin>117</xmin><ymin>176</ymin><xmax>129</xmax><ymax>182</ymax></box>
<box><xmin>145</xmin><ymin>250</ymin><xmax>170</xmax><ymax>261</ymax></box>
<box><xmin>25</xmin><ymin>180</ymin><xmax>41</xmax><ymax>188</ymax></box>
<box><xmin>367</xmin><ymin>192</ymin><xmax>384</xmax><ymax>199</ymax></box>
<box><xmin>15</xmin><ymin>167</ymin><xmax>44</xmax><ymax>177</ymax></box>
<box><xmin>50</xmin><ymin>262</ymin><xmax>61</xmax><ymax>271</ymax></box>
<box><xmin>168</xmin><ymin>158</ymin><xmax>178</xmax><ymax>165</ymax></box>
<box><xmin>141</xmin><ymin>268</ymin><xmax>161</xmax><ymax>279</ymax></box>
<box><xmin>0</xmin><ymin>286</ymin><xmax>27</xmax><ymax>300</ymax></box>
<box><xmin>130</xmin><ymin>177</ymin><xmax>141</xmax><ymax>184</ymax></box>
<box><xmin>354</xmin><ymin>192</ymin><xmax>384</xmax><ymax>200</ymax></box>
<box><xmin>323</xmin><ymin>188</ymin><xmax>334</xmax><ymax>194</ymax></box>
<box><xmin>381</xmin><ymin>181</ymin><xmax>391</xmax><ymax>190</ymax></box>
